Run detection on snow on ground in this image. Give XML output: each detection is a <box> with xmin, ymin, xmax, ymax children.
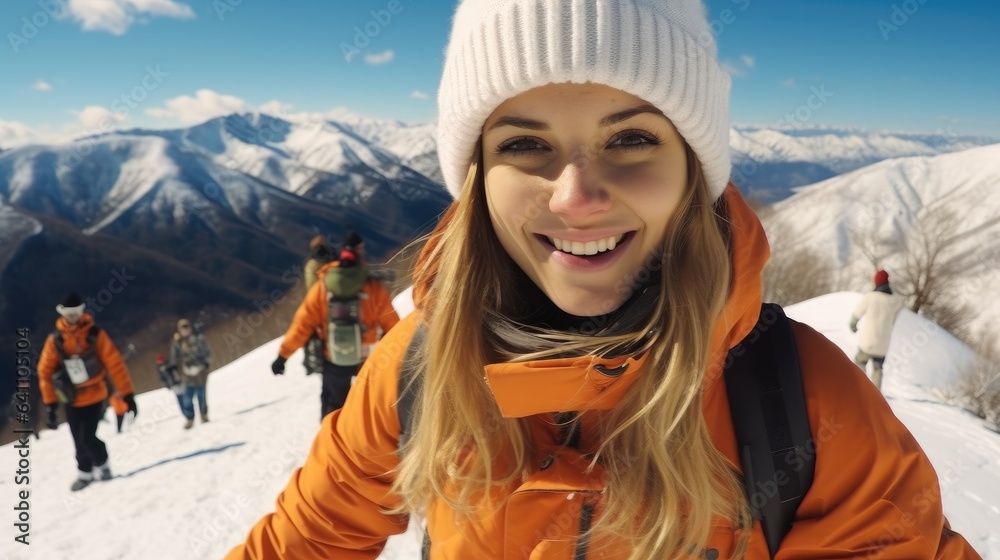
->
<box><xmin>1</xmin><ymin>292</ymin><xmax>997</xmax><ymax>559</ymax></box>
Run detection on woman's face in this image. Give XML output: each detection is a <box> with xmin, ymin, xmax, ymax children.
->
<box><xmin>482</xmin><ymin>83</ymin><xmax>689</xmax><ymax>317</ymax></box>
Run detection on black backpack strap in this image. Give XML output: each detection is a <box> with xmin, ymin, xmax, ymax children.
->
<box><xmin>51</xmin><ymin>331</ymin><xmax>66</xmax><ymax>358</ymax></box>
<box><xmin>87</xmin><ymin>325</ymin><xmax>101</xmax><ymax>348</ymax></box>
<box><xmin>724</xmin><ymin>303</ymin><xmax>814</xmax><ymax>558</ymax></box>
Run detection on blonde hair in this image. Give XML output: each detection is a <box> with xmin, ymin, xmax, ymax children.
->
<box><xmin>392</xmin><ymin>145</ymin><xmax>751</xmax><ymax>558</ymax></box>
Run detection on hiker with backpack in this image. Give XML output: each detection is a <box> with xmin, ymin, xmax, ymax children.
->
<box><xmin>229</xmin><ymin>1</ymin><xmax>980</xmax><ymax>558</ymax></box>
<box><xmin>156</xmin><ymin>354</ymin><xmax>186</xmax><ymax>414</ymax></box>
<box><xmin>37</xmin><ymin>293</ymin><xmax>137</xmax><ymax>491</ymax></box>
<box><xmin>302</xmin><ymin>234</ymin><xmax>337</xmax><ymax>375</ymax></box>
<box><xmin>270</xmin><ymin>230</ymin><xmax>400</xmax><ymax>420</ymax></box>
<box><xmin>850</xmin><ymin>269</ymin><xmax>907</xmax><ymax>392</ymax></box>
<box><xmin>171</xmin><ymin>318</ymin><xmax>213</xmax><ymax>429</ymax></box>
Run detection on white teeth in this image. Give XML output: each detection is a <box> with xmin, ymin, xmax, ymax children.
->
<box><xmin>548</xmin><ymin>234</ymin><xmax>627</xmax><ymax>256</ymax></box>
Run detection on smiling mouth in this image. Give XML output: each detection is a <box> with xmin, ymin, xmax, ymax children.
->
<box><xmin>537</xmin><ymin>232</ymin><xmax>635</xmax><ymax>257</ymax></box>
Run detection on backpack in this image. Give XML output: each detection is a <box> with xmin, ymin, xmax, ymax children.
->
<box><xmin>396</xmin><ymin>303</ymin><xmax>814</xmax><ymax>559</ymax></box>
<box><xmin>323</xmin><ymin>266</ymin><xmax>369</xmax><ymax>367</ymax></box>
<box><xmin>50</xmin><ymin>325</ymin><xmax>104</xmax><ymax>405</ymax></box>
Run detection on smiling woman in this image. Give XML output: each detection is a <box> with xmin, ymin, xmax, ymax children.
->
<box><xmin>227</xmin><ymin>1</ymin><xmax>982</xmax><ymax>559</ymax></box>
<box><xmin>482</xmin><ymin>84</ymin><xmax>691</xmax><ymax>317</ymax></box>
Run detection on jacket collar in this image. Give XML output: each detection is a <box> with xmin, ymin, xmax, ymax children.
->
<box><xmin>56</xmin><ymin>312</ymin><xmax>94</xmax><ymax>334</ymax></box>
<box><xmin>484</xmin><ymin>184</ymin><xmax>770</xmax><ymax>418</ymax></box>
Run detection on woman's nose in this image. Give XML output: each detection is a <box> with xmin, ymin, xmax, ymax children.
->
<box><xmin>547</xmin><ymin>149</ymin><xmax>612</xmax><ymax>219</ymax></box>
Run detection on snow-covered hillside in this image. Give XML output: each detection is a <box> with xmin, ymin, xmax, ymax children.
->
<box><xmin>764</xmin><ymin>143</ymin><xmax>1000</xmax><ymax>341</ymax></box>
<box><xmin>729</xmin><ymin>127</ymin><xmax>995</xmax><ymax>203</ymax></box>
<box><xmin>0</xmin><ymin>200</ymin><xmax>41</xmax><ymax>272</ymax></box>
<box><xmin>1</xmin><ymin>292</ymin><xmax>996</xmax><ymax>559</ymax></box>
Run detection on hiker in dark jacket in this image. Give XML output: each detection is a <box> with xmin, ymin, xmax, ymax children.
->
<box><xmin>272</xmin><ymin>231</ymin><xmax>399</xmax><ymax>420</ymax></box>
<box><xmin>37</xmin><ymin>292</ymin><xmax>137</xmax><ymax>491</ymax></box>
<box><xmin>156</xmin><ymin>354</ymin><xmax>185</xmax><ymax>414</ymax></box>
<box><xmin>171</xmin><ymin>318</ymin><xmax>213</xmax><ymax>429</ymax></box>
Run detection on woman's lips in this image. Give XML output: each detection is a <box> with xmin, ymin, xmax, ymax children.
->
<box><xmin>535</xmin><ymin>231</ymin><xmax>635</xmax><ymax>272</ymax></box>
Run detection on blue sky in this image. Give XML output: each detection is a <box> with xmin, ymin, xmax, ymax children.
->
<box><xmin>1</xmin><ymin>0</ymin><xmax>998</xmax><ymax>146</ymax></box>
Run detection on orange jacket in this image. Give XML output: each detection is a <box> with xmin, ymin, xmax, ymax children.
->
<box><xmin>229</xmin><ymin>186</ymin><xmax>980</xmax><ymax>559</ymax></box>
<box><xmin>278</xmin><ymin>262</ymin><xmax>400</xmax><ymax>361</ymax></box>
<box><xmin>37</xmin><ymin>314</ymin><xmax>135</xmax><ymax>408</ymax></box>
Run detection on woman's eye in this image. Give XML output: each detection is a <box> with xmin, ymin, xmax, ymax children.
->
<box><xmin>608</xmin><ymin>131</ymin><xmax>661</xmax><ymax>151</ymax></box>
<box><xmin>496</xmin><ymin>137</ymin><xmax>547</xmax><ymax>154</ymax></box>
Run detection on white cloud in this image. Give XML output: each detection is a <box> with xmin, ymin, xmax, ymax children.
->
<box><xmin>364</xmin><ymin>50</ymin><xmax>395</xmax><ymax>66</ymax></box>
<box><xmin>410</xmin><ymin>90</ymin><xmax>429</xmax><ymax>100</ymax></box>
<box><xmin>75</xmin><ymin>105</ymin><xmax>129</xmax><ymax>130</ymax></box>
<box><xmin>259</xmin><ymin>100</ymin><xmax>294</xmax><ymax>116</ymax></box>
<box><xmin>62</xmin><ymin>0</ymin><xmax>195</xmax><ymax>36</ymax></box>
<box><xmin>32</xmin><ymin>80</ymin><xmax>53</xmax><ymax>92</ymax></box>
<box><xmin>721</xmin><ymin>62</ymin><xmax>746</xmax><ymax>78</ymax></box>
<box><xmin>145</xmin><ymin>89</ymin><xmax>252</xmax><ymax>124</ymax></box>
<box><xmin>722</xmin><ymin>55</ymin><xmax>756</xmax><ymax>78</ymax></box>
<box><xmin>781</xmin><ymin>78</ymin><xmax>798</xmax><ymax>89</ymax></box>
<box><xmin>0</xmin><ymin>120</ymin><xmax>45</xmax><ymax>148</ymax></box>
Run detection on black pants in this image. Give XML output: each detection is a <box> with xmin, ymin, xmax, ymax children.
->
<box><xmin>320</xmin><ymin>361</ymin><xmax>361</xmax><ymax>420</ymax></box>
<box><xmin>65</xmin><ymin>402</ymin><xmax>108</xmax><ymax>472</ymax></box>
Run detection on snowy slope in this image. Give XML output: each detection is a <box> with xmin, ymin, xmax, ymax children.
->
<box><xmin>764</xmin><ymin>142</ymin><xmax>1000</xmax><ymax>341</ymax></box>
<box><xmin>728</xmin><ymin>126</ymin><xmax>994</xmax><ymax>202</ymax></box>
<box><xmin>1</xmin><ymin>293</ymin><xmax>997</xmax><ymax>559</ymax></box>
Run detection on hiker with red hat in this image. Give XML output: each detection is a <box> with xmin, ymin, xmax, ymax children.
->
<box><xmin>155</xmin><ymin>353</ymin><xmax>185</xmax><ymax>414</ymax></box>
<box><xmin>850</xmin><ymin>269</ymin><xmax>907</xmax><ymax>391</ymax></box>
<box><xmin>271</xmin><ymin>230</ymin><xmax>400</xmax><ymax>420</ymax></box>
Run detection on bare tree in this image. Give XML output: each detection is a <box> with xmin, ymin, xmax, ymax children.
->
<box><xmin>850</xmin><ymin>222</ymin><xmax>891</xmax><ymax>272</ymax></box>
<box><xmin>895</xmin><ymin>206</ymin><xmax>962</xmax><ymax>315</ymax></box>
<box><xmin>761</xmin><ymin>220</ymin><xmax>838</xmax><ymax>306</ymax></box>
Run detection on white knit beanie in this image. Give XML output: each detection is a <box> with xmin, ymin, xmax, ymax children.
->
<box><xmin>437</xmin><ymin>0</ymin><xmax>732</xmax><ymax>201</ymax></box>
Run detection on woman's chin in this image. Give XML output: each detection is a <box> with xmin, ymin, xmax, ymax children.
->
<box><xmin>543</xmin><ymin>287</ymin><xmax>626</xmax><ymax>318</ymax></box>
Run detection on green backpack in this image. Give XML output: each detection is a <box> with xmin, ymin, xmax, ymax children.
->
<box><xmin>323</xmin><ymin>264</ymin><xmax>369</xmax><ymax>367</ymax></box>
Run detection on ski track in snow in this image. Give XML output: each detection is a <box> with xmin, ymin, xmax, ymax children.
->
<box><xmin>1</xmin><ymin>293</ymin><xmax>997</xmax><ymax>559</ymax></box>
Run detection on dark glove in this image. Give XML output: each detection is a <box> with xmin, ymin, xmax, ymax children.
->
<box><xmin>123</xmin><ymin>394</ymin><xmax>138</xmax><ymax>419</ymax></box>
<box><xmin>271</xmin><ymin>356</ymin><xmax>287</xmax><ymax>375</ymax></box>
<box><xmin>45</xmin><ymin>404</ymin><xmax>58</xmax><ymax>430</ymax></box>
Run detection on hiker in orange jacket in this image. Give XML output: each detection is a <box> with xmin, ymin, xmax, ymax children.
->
<box><xmin>271</xmin><ymin>231</ymin><xmax>399</xmax><ymax>420</ymax></box>
<box><xmin>38</xmin><ymin>292</ymin><xmax>137</xmax><ymax>491</ymax></box>
<box><xmin>228</xmin><ymin>1</ymin><xmax>981</xmax><ymax>557</ymax></box>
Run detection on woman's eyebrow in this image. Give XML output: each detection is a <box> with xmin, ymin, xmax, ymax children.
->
<box><xmin>486</xmin><ymin>105</ymin><xmax>665</xmax><ymax>132</ymax></box>
<box><xmin>599</xmin><ymin>105</ymin><xmax>665</xmax><ymax>127</ymax></box>
<box><xmin>486</xmin><ymin>116</ymin><xmax>549</xmax><ymax>132</ymax></box>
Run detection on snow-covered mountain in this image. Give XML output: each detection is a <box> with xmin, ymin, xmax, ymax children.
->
<box><xmin>762</xmin><ymin>143</ymin><xmax>1000</xmax><ymax>340</ymax></box>
<box><xmin>729</xmin><ymin>126</ymin><xmax>995</xmax><ymax>203</ymax></box>
<box><xmin>1</xmin><ymin>292</ymin><xmax>995</xmax><ymax>559</ymax></box>
<box><xmin>0</xmin><ymin>112</ymin><xmax>452</xmax><ymax>420</ymax></box>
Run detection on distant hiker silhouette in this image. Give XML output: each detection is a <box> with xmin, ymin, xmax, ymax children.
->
<box><xmin>171</xmin><ymin>318</ymin><xmax>213</xmax><ymax>429</ymax></box>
